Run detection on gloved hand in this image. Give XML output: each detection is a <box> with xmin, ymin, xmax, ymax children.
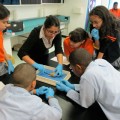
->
<box><xmin>45</xmin><ymin>88</ymin><xmax>54</xmax><ymax>99</ymax></box>
<box><xmin>61</xmin><ymin>80</ymin><xmax>75</xmax><ymax>90</ymax></box>
<box><xmin>91</xmin><ymin>28</ymin><xmax>99</xmax><ymax>40</ymax></box>
<box><xmin>36</xmin><ymin>86</ymin><xmax>49</xmax><ymax>96</ymax></box>
<box><xmin>54</xmin><ymin>64</ymin><xmax>63</xmax><ymax>77</ymax></box>
<box><xmin>56</xmin><ymin>82</ymin><xmax>71</xmax><ymax>93</ymax></box>
<box><xmin>32</xmin><ymin>62</ymin><xmax>45</xmax><ymax>73</ymax></box>
<box><xmin>7</xmin><ymin>60</ymin><xmax>14</xmax><ymax>74</ymax></box>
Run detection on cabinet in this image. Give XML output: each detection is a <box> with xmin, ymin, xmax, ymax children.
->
<box><xmin>0</xmin><ymin>0</ymin><xmax>64</xmax><ymax>5</ymax></box>
<box><xmin>42</xmin><ymin>0</ymin><xmax>64</xmax><ymax>3</ymax></box>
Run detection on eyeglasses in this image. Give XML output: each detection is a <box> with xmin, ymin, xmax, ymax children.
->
<box><xmin>46</xmin><ymin>29</ymin><xmax>60</xmax><ymax>35</ymax></box>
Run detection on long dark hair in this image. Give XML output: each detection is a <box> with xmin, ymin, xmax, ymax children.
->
<box><xmin>89</xmin><ymin>5</ymin><xmax>120</xmax><ymax>38</ymax></box>
<box><xmin>0</xmin><ymin>4</ymin><xmax>10</xmax><ymax>20</ymax></box>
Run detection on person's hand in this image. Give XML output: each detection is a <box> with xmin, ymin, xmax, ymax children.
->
<box><xmin>61</xmin><ymin>80</ymin><xmax>75</xmax><ymax>90</ymax></box>
<box><xmin>56</xmin><ymin>82</ymin><xmax>71</xmax><ymax>93</ymax></box>
<box><xmin>36</xmin><ymin>86</ymin><xmax>49</xmax><ymax>96</ymax></box>
<box><xmin>7</xmin><ymin>60</ymin><xmax>14</xmax><ymax>74</ymax></box>
<box><xmin>54</xmin><ymin>64</ymin><xmax>63</xmax><ymax>77</ymax></box>
<box><xmin>32</xmin><ymin>62</ymin><xmax>45</xmax><ymax>73</ymax></box>
<box><xmin>91</xmin><ymin>28</ymin><xmax>99</xmax><ymax>40</ymax></box>
<box><xmin>45</xmin><ymin>88</ymin><xmax>54</xmax><ymax>99</ymax></box>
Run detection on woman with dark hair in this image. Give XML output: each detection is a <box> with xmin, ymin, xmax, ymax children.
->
<box><xmin>0</xmin><ymin>4</ymin><xmax>14</xmax><ymax>84</ymax></box>
<box><xmin>90</xmin><ymin>5</ymin><xmax>120</xmax><ymax>69</ymax></box>
<box><xmin>64</xmin><ymin>27</ymin><xmax>94</xmax><ymax>61</ymax></box>
<box><xmin>18</xmin><ymin>15</ymin><xmax>63</xmax><ymax>76</ymax></box>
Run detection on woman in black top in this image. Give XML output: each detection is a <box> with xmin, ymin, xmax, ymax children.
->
<box><xmin>89</xmin><ymin>6</ymin><xmax>120</xmax><ymax>69</ymax></box>
<box><xmin>18</xmin><ymin>15</ymin><xmax>63</xmax><ymax>76</ymax></box>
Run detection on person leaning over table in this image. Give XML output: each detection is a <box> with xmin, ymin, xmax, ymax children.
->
<box><xmin>56</xmin><ymin>48</ymin><xmax>120</xmax><ymax>120</ymax></box>
<box><xmin>89</xmin><ymin>5</ymin><xmax>120</xmax><ymax>69</ymax></box>
<box><xmin>18</xmin><ymin>15</ymin><xmax>63</xmax><ymax>77</ymax></box>
<box><xmin>0</xmin><ymin>63</ymin><xmax>62</xmax><ymax>120</ymax></box>
<box><xmin>63</xmin><ymin>27</ymin><xmax>94</xmax><ymax>61</ymax></box>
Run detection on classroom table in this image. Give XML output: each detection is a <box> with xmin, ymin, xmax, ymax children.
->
<box><xmin>35</xmin><ymin>52</ymin><xmax>108</xmax><ymax>120</ymax></box>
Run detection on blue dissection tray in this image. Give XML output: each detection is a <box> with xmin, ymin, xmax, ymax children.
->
<box><xmin>37</xmin><ymin>69</ymin><xmax>67</xmax><ymax>81</ymax></box>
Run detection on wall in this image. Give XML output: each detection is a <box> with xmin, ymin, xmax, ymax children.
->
<box><xmin>58</xmin><ymin>0</ymin><xmax>88</xmax><ymax>33</ymax></box>
<box><xmin>7</xmin><ymin>6</ymin><xmax>40</xmax><ymax>20</ymax></box>
<box><xmin>101</xmin><ymin>0</ymin><xmax>110</xmax><ymax>8</ymax></box>
<box><xmin>6</xmin><ymin>4</ymin><xmax>61</xmax><ymax>20</ymax></box>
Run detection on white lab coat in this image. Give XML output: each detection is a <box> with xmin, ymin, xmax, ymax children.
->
<box><xmin>67</xmin><ymin>59</ymin><xmax>120</xmax><ymax>120</ymax></box>
<box><xmin>0</xmin><ymin>84</ymin><xmax>62</xmax><ymax>120</ymax></box>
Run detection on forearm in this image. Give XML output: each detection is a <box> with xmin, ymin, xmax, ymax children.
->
<box><xmin>48</xmin><ymin>97</ymin><xmax>62</xmax><ymax>116</ymax></box>
<box><xmin>56</xmin><ymin>53</ymin><xmax>63</xmax><ymax>64</ymax></box>
<box><xmin>94</xmin><ymin>40</ymin><xmax>100</xmax><ymax>50</ymax></box>
<box><xmin>22</xmin><ymin>55</ymin><xmax>35</xmax><ymax>65</ymax></box>
<box><xmin>67</xmin><ymin>89</ymin><xmax>82</xmax><ymax>106</ymax></box>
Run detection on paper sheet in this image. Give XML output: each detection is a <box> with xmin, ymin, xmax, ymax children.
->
<box><xmin>51</xmin><ymin>56</ymin><xmax>69</xmax><ymax>65</ymax></box>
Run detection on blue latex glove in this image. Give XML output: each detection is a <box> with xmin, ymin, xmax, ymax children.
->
<box><xmin>61</xmin><ymin>80</ymin><xmax>75</xmax><ymax>90</ymax></box>
<box><xmin>45</xmin><ymin>88</ymin><xmax>54</xmax><ymax>99</ymax></box>
<box><xmin>32</xmin><ymin>62</ymin><xmax>45</xmax><ymax>73</ymax></box>
<box><xmin>56</xmin><ymin>82</ymin><xmax>71</xmax><ymax>93</ymax></box>
<box><xmin>36</xmin><ymin>86</ymin><xmax>49</xmax><ymax>96</ymax></box>
<box><xmin>91</xmin><ymin>28</ymin><xmax>99</xmax><ymax>40</ymax></box>
<box><xmin>54</xmin><ymin>64</ymin><xmax>63</xmax><ymax>77</ymax></box>
<box><xmin>7</xmin><ymin>60</ymin><xmax>14</xmax><ymax>74</ymax></box>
